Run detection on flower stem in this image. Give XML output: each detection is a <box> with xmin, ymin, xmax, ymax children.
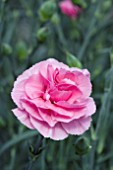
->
<box><xmin>27</xmin><ymin>135</ymin><xmax>44</xmax><ymax>170</ymax></box>
<box><xmin>78</xmin><ymin>0</ymin><xmax>104</xmax><ymax>61</ymax></box>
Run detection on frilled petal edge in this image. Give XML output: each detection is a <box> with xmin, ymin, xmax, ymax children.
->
<box><xmin>30</xmin><ymin>117</ymin><xmax>68</xmax><ymax>140</ymax></box>
<box><xmin>62</xmin><ymin>116</ymin><xmax>92</xmax><ymax>135</ymax></box>
<box><xmin>12</xmin><ymin>108</ymin><xmax>34</xmax><ymax>129</ymax></box>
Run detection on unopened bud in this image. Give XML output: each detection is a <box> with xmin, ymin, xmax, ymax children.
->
<box><xmin>74</xmin><ymin>137</ymin><xmax>91</xmax><ymax>155</ymax></box>
<box><xmin>72</xmin><ymin>0</ymin><xmax>87</xmax><ymax>8</ymax></box>
<box><xmin>36</xmin><ymin>27</ymin><xmax>49</xmax><ymax>43</ymax></box>
<box><xmin>16</xmin><ymin>41</ymin><xmax>28</xmax><ymax>60</ymax></box>
<box><xmin>39</xmin><ymin>1</ymin><xmax>57</xmax><ymax>22</ymax></box>
<box><xmin>72</xmin><ymin>0</ymin><xmax>81</xmax><ymax>5</ymax></box>
<box><xmin>66</xmin><ymin>51</ymin><xmax>82</xmax><ymax>68</ymax></box>
<box><xmin>51</xmin><ymin>13</ymin><xmax>60</xmax><ymax>25</ymax></box>
<box><xmin>2</xmin><ymin>43</ymin><xmax>12</xmax><ymax>55</ymax></box>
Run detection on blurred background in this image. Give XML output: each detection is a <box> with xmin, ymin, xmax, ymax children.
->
<box><xmin>0</xmin><ymin>0</ymin><xmax>113</xmax><ymax>169</ymax></box>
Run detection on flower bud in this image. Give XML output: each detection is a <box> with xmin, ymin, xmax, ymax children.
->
<box><xmin>103</xmin><ymin>1</ymin><xmax>112</xmax><ymax>10</ymax></box>
<box><xmin>39</xmin><ymin>1</ymin><xmax>57</xmax><ymax>22</ymax></box>
<box><xmin>29</xmin><ymin>144</ymin><xmax>44</xmax><ymax>161</ymax></box>
<box><xmin>66</xmin><ymin>52</ymin><xmax>82</xmax><ymax>68</ymax></box>
<box><xmin>72</xmin><ymin>0</ymin><xmax>87</xmax><ymax>8</ymax></box>
<box><xmin>1</xmin><ymin>43</ymin><xmax>12</xmax><ymax>55</ymax></box>
<box><xmin>16</xmin><ymin>41</ymin><xmax>28</xmax><ymax>60</ymax></box>
<box><xmin>59</xmin><ymin>0</ymin><xmax>82</xmax><ymax>19</ymax></box>
<box><xmin>36</xmin><ymin>27</ymin><xmax>49</xmax><ymax>43</ymax></box>
<box><xmin>51</xmin><ymin>13</ymin><xmax>60</xmax><ymax>25</ymax></box>
<box><xmin>72</xmin><ymin>0</ymin><xmax>81</xmax><ymax>5</ymax></box>
<box><xmin>74</xmin><ymin>137</ymin><xmax>91</xmax><ymax>155</ymax></box>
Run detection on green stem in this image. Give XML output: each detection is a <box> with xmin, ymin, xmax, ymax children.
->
<box><xmin>78</xmin><ymin>0</ymin><xmax>104</xmax><ymax>61</ymax></box>
<box><xmin>0</xmin><ymin>1</ymin><xmax>5</xmax><ymax>46</ymax></box>
<box><xmin>26</xmin><ymin>43</ymin><xmax>39</xmax><ymax>69</ymax></box>
<box><xmin>27</xmin><ymin>135</ymin><xmax>44</xmax><ymax>170</ymax></box>
<box><xmin>55</xmin><ymin>22</ymin><xmax>68</xmax><ymax>48</ymax></box>
<box><xmin>41</xmin><ymin>139</ymin><xmax>46</xmax><ymax>170</ymax></box>
<box><xmin>89</xmin><ymin>81</ymin><xmax>113</xmax><ymax>170</ymax></box>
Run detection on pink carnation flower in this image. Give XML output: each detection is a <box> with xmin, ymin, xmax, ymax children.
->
<box><xmin>59</xmin><ymin>0</ymin><xmax>82</xmax><ymax>19</ymax></box>
<box><xmin>11</xmin><ymin>58</ymin><xmax>96</xmax><ymax>140</ymax></box>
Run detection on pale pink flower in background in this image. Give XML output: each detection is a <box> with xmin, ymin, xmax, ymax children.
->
<box><xmin>59</xmin><ymin>0</ymin><xmax>82</xmax><ymax>19</ymax></box>
<box><xmin>11</xmin><ymin>58</ymin><xmax>96</xmax><ymax>140</ymax></box>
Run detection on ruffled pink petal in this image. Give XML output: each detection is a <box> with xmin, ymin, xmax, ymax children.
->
<box><xmin>82</xmin><ymin>69</ymin><xmax>90</xmax><ymax>77</ymax></box>
<box><xmin>72</xmin><ymin>71</ymin><xmax>92</xmax><ymax>98</ymax></box>
<box><xmin>57</xmin><ymin>83</ymin><xmax>82</xmax><ymax>103</ymax></box>
<box><xmin>38</xmin><ymin>108</ymin><xmax>57</xmax><ymax>127</ymax></box>
<box><xmin>14</xmin><ymin>58</ymin><xmax>68</xmax><ymax>83</ymax></box>
<box><xmin>12</xmin><ymin>108</ymin><xmax>34</xmax><ymax>129</ymax></box>
<box><xmin>33</xmin><ymin>98</ymin><xmax>95</xmax><ymax>124</ymax></box>
<box><xmin>47</xmin><ymin>64</ymin><xmax>55</xmax><ymax>82</ymax></box>
<box><xmin>62</xmin><ymin>116</ymin><xmax>92</xmax><ymax>135</ymax></box>
<box><xmin>11</xmin><ymin>79</ymin><xmax>27</xmax><ymax>109</ymax></box>
<box><xmin>25</xmin><ymin>74</ymin><xmax>45</xmax><ymax>99</ymax></box>
<box><xmin>70</xmin><ymin>68</ymin><xmax>90</xmax><ymax>77</ymax></box>
<box><xmin>49</xmin><ymin>88</ymin><xmax>72</xmax><ymax>102</ymax></box>
<box><xmin>53</xmin><ymin>68</ymin><xmax>63</xmax><ymax>84</ymax></box>
<box><xmin>34</xmin><ymin>58</ymin><xmax>69</xmax><ymax>79</ymax></box>
<box><xmin>52</xmin><ymin>112</ymin><xmax>75</xmax><ymax>123</ymax></box>
<box><xmin>55</xmin><ymin>100</ymin><xmax>85</xmax><ymax>109</ymax></box>
<box><xmin>30</xmin><ymin>116</ymin><xmax>68</xmax><ymax>140</ymax></box>
<box><xmin>27</xmin><ymin>98</ymin><xmax>46</xmax><ymax>109</ymax></box>
<box><xmin>84</xmin><ymin>97</ymin><xmax>96</xmax><ymax>116</ymax></box>
<box><xmin>45</xmin><ymin>100</ymin><xmax>86</xmax><ymax>119</ymax></box>
<box><xmin>40</xmin><ymin>107</ymin><xmax>82</xmax><ymax>125</ymax></box>
<box><xmin>54</xmin><ymin>97</ymin><xmax>96</xmax><ymax>119</ymax></box>
<box><xmin>21</xmin><ymin>99</ymin><xmax>43</xmax><ymax>121</ymax></box>
<box><xmin>56</xmin><ymin>69</ymin><xmax>74</xmax><ymax>83</ymax></box>
<box><xmin>45</xmin><ymin>58</ymin><xmax>69</xmax><ymax>70</ymax></box>
<box><xmin>55</xmin><ymin>68</ymin><xmax>91</xmax><ymax>99</ymax></box>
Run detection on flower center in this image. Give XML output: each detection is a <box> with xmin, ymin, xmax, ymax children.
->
<box><xmin>43</xmin><ymin>92</ymin><xmax>50</xmax><ymax>101</ymax></box>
